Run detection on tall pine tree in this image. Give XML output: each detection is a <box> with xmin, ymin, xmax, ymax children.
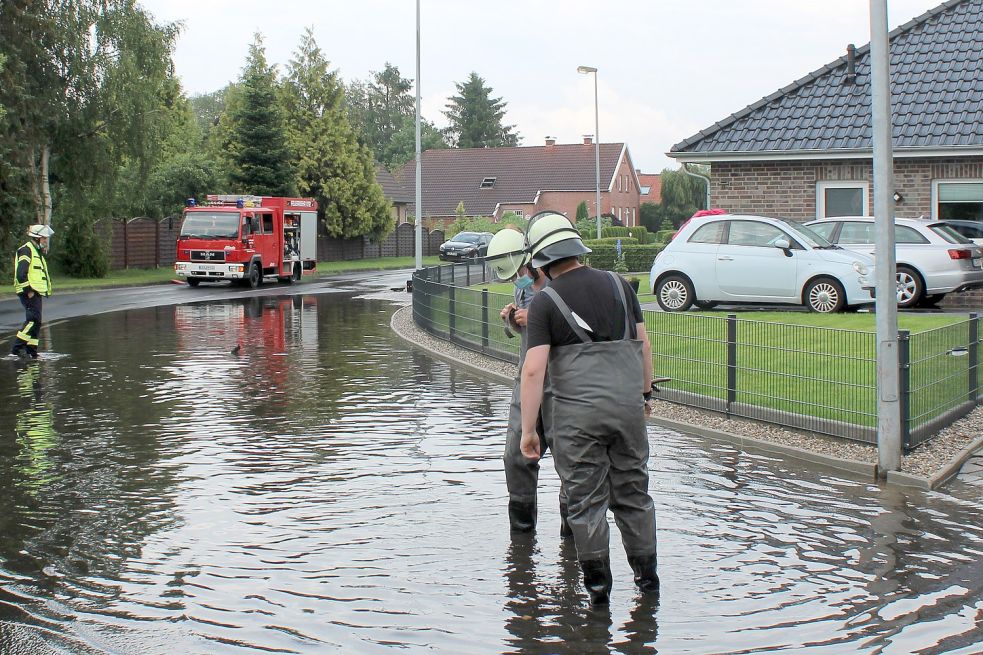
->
<box><xmin>282</xmin><ymin>29</ymin><xmax>391</xmax><ymax>240</ymax></box>
<box><xmin>227</xmin><ymin>34</ymin><xmax>295</xmax><ymax>196</ymax></box>
<box><xmin>443</xmin><ymin>72</ymin><xmax>519</xmax><ymax>148</ymax></box>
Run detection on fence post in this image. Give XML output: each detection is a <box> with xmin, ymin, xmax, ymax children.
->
<box><xmin>123</xmin><ymin>219</ymin><xmax>129</xmax><ymax>269</ymax></box>
<box><xmin>449</xmin><ymin>284</ymin><xmax>456</xmax><ymax>341</ymax></box>
<box><xmin>437</xmin><ymin>265</ymin><xmax>442</xmax><ymax>284</ymax></box>
<box><xmin>898</xmin><ymin>329</ymin><xmax>911</xmax><ymax>451</ymax></box>
<box><xmin>466</xmin><ymin>263</ymin><xmax>471</xmax><ymax>287</ymax></box>
<box><xmin>481</xmin><ymin>289</ymin><xmax>489</xmax><ymax>349</ymax></box>
<box><xmin>970</xmin><ymin>313</ymin><xmax>979</xmax><ymax>404</ymax></box>
<box><xmin>727</xmin><ymin>314</ymin><xmax>737</xmax><ymax>415</ymax></box>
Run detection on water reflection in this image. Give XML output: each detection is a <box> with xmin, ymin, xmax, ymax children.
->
<box><xmin>0</xmin><ymin>292</ymin><xmax>980</xmax><ymax>654</ymax></box>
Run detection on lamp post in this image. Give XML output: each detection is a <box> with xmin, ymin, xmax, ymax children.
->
<box><xmin>577</xmin><ymin>65</ymin><xmax>601</xmax><ymax>239</ymax></box>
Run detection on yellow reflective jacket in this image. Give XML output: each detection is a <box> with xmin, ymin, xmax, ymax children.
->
<box><xmin>13</xmin><ymin>241</ymin><xmax>50</xmax><ymax>296</ymax></box>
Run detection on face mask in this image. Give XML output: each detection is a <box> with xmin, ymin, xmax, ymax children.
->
<box><xmin>514</xmin><ymin>275</ymin><xmax>534</xmax><ymax>290</ymax></box>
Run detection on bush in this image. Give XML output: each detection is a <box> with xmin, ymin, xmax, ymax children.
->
<box><xmin>654</xmin><ymin>229</ymin><xmax>676</xmax><ymax>244</ymax></box>
<box><xmin>601</xmin><ymin>226</ymin><xmax>651</xmax><ymax>244</ymax></box>
<box><xmin>582</xmin><ymin>244</ymin><xmax>661</xmax><ymax>271</ymax></box>
<box><xmin>584</xmin><ymin>237</ymin><xmax>640</xmax><ymax>246</ymax></box>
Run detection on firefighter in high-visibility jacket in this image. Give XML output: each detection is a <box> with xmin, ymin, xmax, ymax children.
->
<box><xmin>11</xmin><ymin>224</ymin><xmax>54</xmax><ymax>359</ymax></box>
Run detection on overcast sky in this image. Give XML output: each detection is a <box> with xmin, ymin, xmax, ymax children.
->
<box><xmin>139</xmin><ymin>0</ymin><xmax>936</xmax><ymax>173</ymax></box>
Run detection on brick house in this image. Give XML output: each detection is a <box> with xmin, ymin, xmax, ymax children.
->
<box><xmin>375</xmin><ymin>165</ymin><xmax>412</xmax><ymax>225</ymax></box>
<box><xmin>637</xmin><ymin>171</ymin><xmax>662</xmax><ymax>206</ymax></box>
<box><xmin>669</xmin><ymin>0</ymin><xmax>983</xmax><ymax>228</ymax></box>
<box><xmin>394</xmin><ymin>137</ymin><xmax>641</xmax><ymax>226</ymax></box>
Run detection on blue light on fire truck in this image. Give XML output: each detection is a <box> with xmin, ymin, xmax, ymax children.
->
<box><xmin>236</xmin><ymin>199</ymin><xmax>245</xmax><ymax>209</ymax></box>
<box><xmin>185</xmin><ymin>198</ymin><xmax>197</xmax><ymax>207</ymax></box>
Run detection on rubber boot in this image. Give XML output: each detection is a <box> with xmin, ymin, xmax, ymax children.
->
<box><xmin>559</xmin><ymin>503</ymin><xmax>573</xmax><ymax>539</ymax></box>
<box><xmin>508</xmin><ymin>500</ymin><xmax>537</xmax><ymax>533</ymax></box>
<box><xmin>579</xmin><ymin>557</ymin><xmax>613</xmax><ymax>606</ymax></box>
<box><xmin>627</xmin><ymin>554</ymin><xmax>660</xmax><ymax>594</ymax></box>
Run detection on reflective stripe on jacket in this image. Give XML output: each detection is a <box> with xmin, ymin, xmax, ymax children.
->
<box><xmin>13</xmin><ymin>241</ymin><xmax>51</xmax><ymax>296</ymax></box>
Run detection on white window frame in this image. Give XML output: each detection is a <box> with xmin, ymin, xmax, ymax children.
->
<box><xmin>931</xmin><ymin>179</ymin><xmax>983</xmax><ymax>219</ymax></box>
<box><xmin>816</xmin><ymin>181</ymin><xmax>869</xmax><ymax>218</ymax></box>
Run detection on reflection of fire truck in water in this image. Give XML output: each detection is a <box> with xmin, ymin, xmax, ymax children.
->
<box><xmin>174</xmin><ymin>195</ymin><xmax>318</xmax><ymax>288</ymax></box>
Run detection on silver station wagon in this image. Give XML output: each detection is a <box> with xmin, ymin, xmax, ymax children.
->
<box><xmin>805</xmin><ymin>217</ymin><xmax>983</xmax><ymax>308</ymax></box>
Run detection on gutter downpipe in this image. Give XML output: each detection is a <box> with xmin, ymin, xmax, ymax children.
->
<box><xmin>682</xmin><ymin>162</ymin><xmax>710</xmax><ymax>211</ymax></box>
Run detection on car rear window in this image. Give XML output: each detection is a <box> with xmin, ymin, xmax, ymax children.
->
<box><xmin>895</xmin><ymin>225</ymin><xmax>930</xmax><ymax>244</ymax></box>
<box><xmin>929</xmin><ymin>223</ymin><xmax>973</xmax><ymax>244</ymax></box>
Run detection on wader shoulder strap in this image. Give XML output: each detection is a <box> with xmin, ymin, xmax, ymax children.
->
<box><xmin>541</xmin><ymin>287</ymin><xmax>593</xmax><ymax>343</ymax></box>
<box><xmin>606</xmin><ymin>271</ymin><xmax>637</xmax><ymax>340</ymax></box>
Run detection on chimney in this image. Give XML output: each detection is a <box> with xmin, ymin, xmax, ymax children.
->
<box><xmin>583</xmin><ymin>135</ymin><xmax>594</xmax><ymax>145</ymax></box>
<box><xmin>545</xmin><ymin>136</ymin><xmax>556</xmax><ymax>147</ymax></box>
<box><xmin>844</xmin><ymin>43</ymin><xmax>856</xmax><ymax>85</ymax></box>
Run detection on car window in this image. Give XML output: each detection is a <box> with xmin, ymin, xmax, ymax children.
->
<box><xmin>929</xmin><ymin>224</ymin><xmax>973</xmax><ymax>244</ymax></box>
<box><xmin>895</xmin><ymin>225</ymin><xmax>929</xmax><ymax>244</ymax></box>
<box><xmin>688</xmin><ymin>221</ymin><xmax>725</xmax><ymax>244</ymax></box>
<box><xmin>838</xmin><ymin>222</ymin><xmax>874</xmax><ymax>244</ymax></box>
<box><xmin>727</xmin><ymin>221</ymin><xmax>786</xmax><ymax>247</ymax></box>
<box><xmin>806</xmin><ymin>222</ymin><xmax>836</xmax><ymax>241</ymax></box>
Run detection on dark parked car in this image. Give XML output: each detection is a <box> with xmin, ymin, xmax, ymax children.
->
<box><xmin>438</xmin><ymin>231</ymin><xmax>493</xmax><ymax>261</ymax></box>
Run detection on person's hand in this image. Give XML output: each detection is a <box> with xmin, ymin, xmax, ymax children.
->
<box><xmin>26</xmin><ymin>289</ymin><xmax>35</xmax><ymax>299</ymax></box>
<box><xmin>500</xmin><ymin>303</ymin><xmax>516</xmax><ymax>320</ymax></box>
<box><xmin>520</xmin><ymin>430</ymin><xmax>541</xmax><ymax>461</ymax></box>
<box><xmin>644</xmin><ymin>398</ymin><xmax>654</xmax><ymax>418</ymax></box>
<box><xmin>513</xmin><ymin>307</ymin><xmax>528</xmax><ymax>327</ymax></box>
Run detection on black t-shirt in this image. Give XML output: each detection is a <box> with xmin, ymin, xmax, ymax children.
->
<box><xmin>526</xmin><ymin>266</ymin><xmax>643</xmax><ymax>349</ymax></box>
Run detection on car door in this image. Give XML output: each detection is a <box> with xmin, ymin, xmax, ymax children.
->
<box><xmin>715</xmin><ymin>220</ymin><xmax>798</xmax><ymax>299</ymax></box>
<box><xmin>679</xmin><ymin>220</ymin><xmax>725</xmax><ymax>298</ymax></box>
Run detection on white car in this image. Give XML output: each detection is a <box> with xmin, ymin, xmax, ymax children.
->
<box><xmin>650</xmin><ymin>214</ymin><xmax>875</xmax><ymax>313</ymax></box>
<box><xmin>805</xmin><ymin>216</ymin><xmax>983</xmax><ymax>308</ymax></box>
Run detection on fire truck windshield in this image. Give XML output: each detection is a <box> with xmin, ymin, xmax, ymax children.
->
<box><xmin>180</xmin><ymin>212</ymin><xmax>242</xmax><ymax>239</ymax></box>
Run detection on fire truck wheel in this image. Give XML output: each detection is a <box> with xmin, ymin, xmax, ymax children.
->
<box><xmin>246</xmin><ymin>263</ymin><xmax>261</xmax><ymax>289</ymax></box>
<box><xmin>187</xmin><ymin>277</ymin><xmax>201</xmax><ymax>287</ymax></box>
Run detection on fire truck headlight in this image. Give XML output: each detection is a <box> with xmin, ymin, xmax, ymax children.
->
<box><xmin>230</xmin><ymin>265</ymin><xmax>244</xmax><ymax>273</ymax></box>
<box><xmin>175</xmin><ymin>263</ymin><xmax>187</xmax><ymax>272</ymax></box>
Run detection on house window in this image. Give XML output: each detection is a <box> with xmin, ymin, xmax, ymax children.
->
<box><xmin>817</xmin><ymin>181</ymin><xmax>867</xmax><ymax>218</ymax></box>
<box><xmin>933</xmin><ymin>180</ymin><xmax>983</xmax><ymax>220</ymax></box>
<box><xmin>480</xmin><ymin>177</ymin><xmax>496</xmax><ymax>188</ymax></box>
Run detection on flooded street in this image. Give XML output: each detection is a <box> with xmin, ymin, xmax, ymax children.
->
<box><xmin>0</xmin><ymin>278</ymin><xmax>981</xmax><ymax>654</ymax></box>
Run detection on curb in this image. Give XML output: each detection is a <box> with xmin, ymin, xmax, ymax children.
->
<box><xmin>389</xmin><ymin>307</ymin><xmax>909</xmax><ymax>486</ymax></box>
<box><xmin>921</xmin><ymin>434</ymin><xmax>983</xmax><ymax>490</ymax></box>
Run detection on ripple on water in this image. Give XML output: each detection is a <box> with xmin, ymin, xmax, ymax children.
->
<box><xmin>0</xmin><ymin>297</ymin><xmax>980</xmax><ymax>654</ymax></box>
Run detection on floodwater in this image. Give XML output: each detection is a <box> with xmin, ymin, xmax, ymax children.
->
<box><xmin>0</xmin><ymin>283</ymin><xmax>981</xmax><ymax>654</ymax></box>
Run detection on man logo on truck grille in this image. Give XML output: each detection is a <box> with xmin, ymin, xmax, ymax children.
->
<box><xmin>191</xmin><ymin>250</ymin><xmax>225</xmax><ymax>262</ymax></box>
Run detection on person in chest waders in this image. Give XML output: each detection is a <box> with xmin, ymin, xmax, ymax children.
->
<box><xmin>519</xmin><ymin>213</ymin><xmax>659</xmax><ymax>606</ymax></box>
<box><xmin>486</xmin><ymin>225</ymin><xmax>570</xmax><ymax>537</ymax></box>
<box><xmin>11</xmin><ymin>224</ymin><xmax>54</xmax><ymax>360</ymax></box>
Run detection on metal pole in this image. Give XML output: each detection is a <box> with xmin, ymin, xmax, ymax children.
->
<box><xmin>414</xmin><ymin>0</ymin><xmax>423</xmax><ymax>270</ymax></box>
<box><xmin>870</xmin><ymin>0</ymin><xmax>901</xmax><ymax>474</ymax></box>
<box><xmin>593</xmin><ymin>71</ymin><xmax>601</xmax><ymax>240</ymax></box>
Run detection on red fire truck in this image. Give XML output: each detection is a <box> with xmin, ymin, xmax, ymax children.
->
<box><xmin>174</xmin><ymin>195</ymin><xmax>318</xmax><ymax>287</ymax></box>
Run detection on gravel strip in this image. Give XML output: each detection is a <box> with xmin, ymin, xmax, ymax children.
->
<box><xmin>391</xmin><ymin>306</ymin><xmax>981</xmax><ymax>482</ymax></box>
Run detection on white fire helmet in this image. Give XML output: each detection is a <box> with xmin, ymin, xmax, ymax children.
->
<box><xmin>485</xmin><ymin>228</ymin><xmax>530</xmax><ymax>281</ymax></box>
<box><xmin>28</xmin><ymin>224</ymin><xmax>54</xmax><ymax>239</ymax></box>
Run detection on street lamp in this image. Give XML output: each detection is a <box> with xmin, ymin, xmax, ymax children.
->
<box><xmin>577</xmin><ymin>65</ymin><xmax>601</xmax><ymax>240</ymax></box>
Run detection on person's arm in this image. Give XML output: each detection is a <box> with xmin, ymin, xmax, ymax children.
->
<box><xmin>15</xmin><ymin>246</ymin><xmax>31</xmax><ymax>295</ymax></box>
<box><xmin>519</xmin><ymin>344</ymin><xmax>549</xmax><ymax>460</ymax></box>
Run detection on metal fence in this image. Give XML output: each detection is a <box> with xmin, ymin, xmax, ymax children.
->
<box><xmin>411</xmin><ymin>265</ymin><xmax>982</xmax><ymax>451</ymax></box>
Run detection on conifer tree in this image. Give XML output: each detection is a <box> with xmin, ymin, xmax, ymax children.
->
<box><xmin>227</xmin><ymin>34</ymin><xmax>296</xmax><ymax>196</ymax></box>
<box><xmin>283</xmin><ymin>29</ymin><xmax>391</xmax><ymax>240</ymax></box>
<box><xmin>443</xmin><ymin>72</ymin><xmax>519</xmax><ymax>148</ymax></box>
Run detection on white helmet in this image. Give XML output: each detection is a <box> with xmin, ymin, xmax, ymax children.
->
<box><xmin>28</xmin><ymin>224</ymin><xmax>54</xmax><ymax>239</ymax></box>
<box><xmin>485</xmin><ymin>228</ymin><xmax>530</xmax><ymax>281</ymax></box>
<box><xmin>525</xmin><ymin>212</ymin><xmax>590</xmax><ymax>269</ymax></box>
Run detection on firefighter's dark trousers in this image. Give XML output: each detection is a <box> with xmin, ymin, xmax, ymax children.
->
<box><xmin>12</xmin><ymin>292</ymin><xmax>42</xmax><ymax>357</ymax></box>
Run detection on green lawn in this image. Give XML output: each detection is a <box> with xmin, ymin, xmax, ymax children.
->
<box><xmin>437</xmin><ymin>271</ymin><xmax>976</xmax><ymax>436</ymax></box>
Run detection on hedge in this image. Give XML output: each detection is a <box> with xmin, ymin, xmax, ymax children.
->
<box><xmin>582</xmin><ymin>244</ymin><xmax>662</xmax><ymax>271</ymax></box>
<box><xmin>584</xmin><ymin>237</ymin><xmax>640</xmax><ymax>246</ymax></box>
<box><xmin>602</xmin><ymin>226</ymin><xmax>651</xmax><ymax>244</ymax></box>
<box><xmin>654</xmin><ymin>229</ymin><xmax>676</xmax><ymax>244</ymax></box>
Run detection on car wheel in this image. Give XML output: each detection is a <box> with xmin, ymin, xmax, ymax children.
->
<box><xmin>694</xmin><ymin>300</ymin><xmax>718</xmax><ymax>310</ymax></box>
<box><xmin>187</xmin><ymin>277</ymin><xmax>200</xmax><ymax>287</ymax></box>
<box><xmin>896</xmin><ymin>266</ymin><xmax>924</xmax><ymax>309</ymax></box>
<box><xmin>804</xmin><ymin>277</ymin><xmax>846</xmax><ymax>313</ymax></box>
<box><xmin>656</xmin><ymin>275</ymin><xmax>695</xmax><ymax>312</ymax></box>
